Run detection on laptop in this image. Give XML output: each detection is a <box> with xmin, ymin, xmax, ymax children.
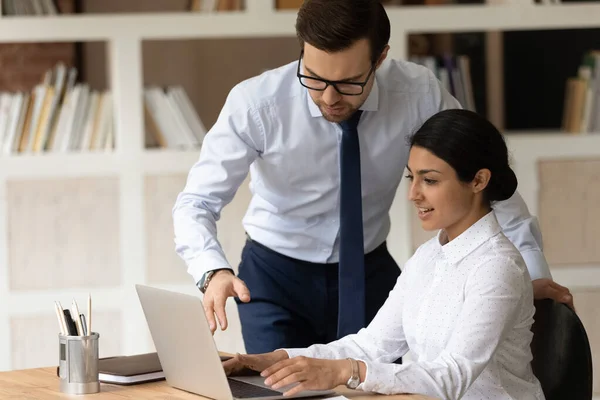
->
<box><xmin>135</xmin><ymin>284</ymin><xmax>335</xmax><ymax>400</ymax></box>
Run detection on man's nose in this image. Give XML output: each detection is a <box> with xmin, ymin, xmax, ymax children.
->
<box><xmin>321</xmin><ymin>85</ymin><xmax>341</xmax><ymax>106</ymax></box>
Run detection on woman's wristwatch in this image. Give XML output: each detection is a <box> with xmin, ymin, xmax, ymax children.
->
<box><xmin>345</xmin><ymin>358</ymin><xmax>360</xmax><ymax>389</ymax></box>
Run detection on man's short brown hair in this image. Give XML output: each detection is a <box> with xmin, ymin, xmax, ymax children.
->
<box><xmin>295</xmin><ymin>0</ymin><xmax>391</xmax><ymax>64</ymax></box>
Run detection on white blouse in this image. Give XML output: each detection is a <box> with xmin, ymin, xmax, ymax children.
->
<box><xmin>284</xmin><ymin>212</ymin><xmax>545</xmax><ymax>400</ymax></box>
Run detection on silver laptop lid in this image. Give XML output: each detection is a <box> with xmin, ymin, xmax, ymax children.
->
<box><xmin>136</xmin><ymin>284</ymin><xmax>335</xmax><ymax>400</ymax></box>
<box><xmin>135</xmin><ymin>284</ymin><xmax>233</xmax><ymax>400</ymax></box>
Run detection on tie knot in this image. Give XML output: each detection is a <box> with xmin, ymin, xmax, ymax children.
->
<box><xmin>339</xmin><ymin>110</ymin><xmax>363</xmax><ymax>132</ymax></box>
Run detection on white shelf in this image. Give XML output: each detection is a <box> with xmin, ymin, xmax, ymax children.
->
<box><xmin>0</xmin><ymin>3</ymin><xmax>599</xmax><ymax>42</ymax></box>
<box><xmin>5</xmin><ymin>282</ymin><xmax>198</xmax><ymax>317</ymax></box>
<box><xmin>142</xmin><ymin>149</ymin><xmax>200</xmax><ymax>175</ymax></box>
<box><xmin>387</xmin><ymin>3</ymin><xmax>600</xmax><ymax>33</ymax></box>
<box><xmin>505</xmin><ymin>132</ymin><xmax>600</xmax><ymax>159</ymax></box>
<box><xmin>0</xmin><ymin>12</ymin><xmax>294</xmax><ymax>42</ymax></box>
<box><xmin>5</xmin><ymin>287</ymin><xmax>125</xmax><ymax>315</ymax></box>
<box><xmin>1</xmin><ymin>133</ymin><xmax>598</xmax><ymax>178</ymax></box>
<box><xmin>551</xmin><ymin>266</ymin><xmax>600</xmax><ymax>290</ymax></box>
<box><xmin>0</xmin><ymin>153</ymin><xmax>123</xmax><ymax>179</ymax></box>
<box><xmin>0</xmin><ymin>149</ymin><xmax>201</xmax><ymax>178</ymax></box>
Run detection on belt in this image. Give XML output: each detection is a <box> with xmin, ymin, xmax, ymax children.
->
<box><xmin>245</xmin><ymin>233</ymin><xmax>387</xmax><ymax>266</ymax></box>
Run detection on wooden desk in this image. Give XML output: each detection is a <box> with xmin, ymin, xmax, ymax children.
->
<box><xmin>0</xmin><ymin>367</ymin><xmax>434</xmax><ymax>399</ymax></box>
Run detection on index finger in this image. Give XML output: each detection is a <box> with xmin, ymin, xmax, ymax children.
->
<box><xmin>548</xmin><ymin>281</ymin><xmax>570</xmax><ymax>298</ymax></box>
<box><xmin>261</xmin><ymin>358</ymin><xmax>294</xmax><ymax>378</ymax></box>
<box><xmin>222</xmin><ymin>355</ymin><xmax>242</xmax><ymax>376</ymax></box>
<box><xmin>222</xmin><ymin>359</ymin><xmax>236</xmax><ymax>376</ymax></box>
<box><xmin>545</xmin><ymin>282</ymin><xmax>576</xmax><ymax>309</ymax></box>
<box><xmin>549</xmin><ymin>280</ymin><xmax>569</xmax><ymax>292</ymax></box>
<box><xmin>232</xmin><ymin>278</ymin><xmax>251</xmax><ymax>303</ymax></box>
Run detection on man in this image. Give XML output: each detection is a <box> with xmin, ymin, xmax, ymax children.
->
<box><xmin>172</xmin><ymin>0</ymin><xmax>573</xmax><ymax>354</ymax></box>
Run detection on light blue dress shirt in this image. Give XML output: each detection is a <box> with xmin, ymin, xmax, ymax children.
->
<box><xmin>172</xmin><ymin>58</ymin><xmax>552</xmax><ymax>285</ymax></box>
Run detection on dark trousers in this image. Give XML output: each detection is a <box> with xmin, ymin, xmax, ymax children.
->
<box><xmin>235</xmin><ymin>238</ymin><xmax>401</xmax><ymax>354</ymax></box>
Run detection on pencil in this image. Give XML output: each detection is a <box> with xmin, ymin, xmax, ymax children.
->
<box><xmin>55</xmin><ymin>301</ymin><xmax>68</xmax><ymax>335</ymax></box>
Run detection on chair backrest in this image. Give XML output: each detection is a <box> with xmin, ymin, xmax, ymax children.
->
<box><xmin>530</xmin><ymin>299</ymin><xmax>594</xmax><ymax>400</ymax></box>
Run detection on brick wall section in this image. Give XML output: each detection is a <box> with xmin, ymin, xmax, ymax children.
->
<box><xmin>0</xmin><ymin>0</ymin><xmax>76</xmax><ymax>92</ymax></box>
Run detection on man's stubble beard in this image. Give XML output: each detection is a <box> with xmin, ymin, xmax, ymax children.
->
<box><xmin>316</xmin><ymin>101</ymin><xmax>360</xmax><ymax>123</ymax></box>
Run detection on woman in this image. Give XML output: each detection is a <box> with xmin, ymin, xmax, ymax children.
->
<box><xmin>223</xmin><ymin>109</ymin><xmax>545</xmax><ymax>400</ymax></box>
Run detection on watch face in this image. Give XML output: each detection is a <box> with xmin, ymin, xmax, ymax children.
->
<box><xmin>199</xmin><ymin>271</ymin><xmax>214</xmax><ymax>293</ymax></box>
<box><xmin>348</xmin><ymin>377</ymin><xmax>359</xmax><ymax>389</ymax></box>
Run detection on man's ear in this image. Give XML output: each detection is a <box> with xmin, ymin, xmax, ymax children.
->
<box><xmin>375</xmin><ymin>45</ymin><xmax>390</xmax><ymax>69</ymax></box>
<box><xmin>472</xmin><ymin>168</ymin><xmax>491</xmax><ymax>194</ymax></box>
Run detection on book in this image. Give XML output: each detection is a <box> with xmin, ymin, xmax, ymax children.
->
<box><xmin>98</xmin><ymin>352</ymin><xmax>165</xmax><ymax>385</ymax></box>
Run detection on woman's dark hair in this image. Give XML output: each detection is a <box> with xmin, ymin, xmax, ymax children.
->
<box><xmin>295</xmin><ymin>0</ymin><xmax>390</xmax><ymax>64</ymax></box>
<box><xmin>409</xmin><ymin>109</ymin><xmax>518</xmax><ymax>202</ymax></box>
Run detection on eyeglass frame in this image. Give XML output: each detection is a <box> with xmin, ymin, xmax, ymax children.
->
<box><xmin>296</xmin><ymin>50</ymin><xmax>376</xmax><ymax>96</ymax></box>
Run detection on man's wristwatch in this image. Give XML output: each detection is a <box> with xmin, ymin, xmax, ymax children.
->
<box><xmin>345</xmin><ymin>358</ymin><xmax>360</xmax><ymax>389</ymax></box>
<box><xmin>197</xmin><ymin>268</ymin><xmax>232</xmax><ymax>294</ymax></box>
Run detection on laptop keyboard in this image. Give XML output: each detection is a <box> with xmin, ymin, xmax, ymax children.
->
<box><xmin>228</xmin><ymin>378</ymin><xmax>283</xmax><ymax>398</ymax></box>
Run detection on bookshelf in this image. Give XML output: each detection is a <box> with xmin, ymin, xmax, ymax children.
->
<box><xmin>0</xmin><ymin>3</ymin><xmax>599</xmax><ymax>394</ymax></box>
<box><xmin>0</xmin><ymin>3</ymin><xmax>598</xmax><ymax>42</ymax></box>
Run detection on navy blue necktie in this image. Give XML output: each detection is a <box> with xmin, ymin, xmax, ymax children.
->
<box><xmin>337</xmin><ymin>110</ymin><xmax>365</xmax><ymax>338</ymax></box>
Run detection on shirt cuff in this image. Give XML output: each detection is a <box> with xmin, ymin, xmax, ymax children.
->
<box><xmin>187</xmin><ymin>250</ymin><xmax>233</xmax><ymax>285</ymax></box>
<box><xmin>280</xmin><ymin>348</ymin><xmax>309</xmax><ymax>359</ymax></box>
<box><xmin>521</xmin><ymin>250</ymin><xmax>552</xmax><ymax>280</ymax></box>
<box><xmin>357</xmin><ymin>360</ymin><xmax>396</xmax><ymax>394</ymax></box>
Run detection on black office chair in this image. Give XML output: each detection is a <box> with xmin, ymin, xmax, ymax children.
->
<box><xmin>530</xmin><ymin>299</ymin><xmax>594</xmax><ymax>400</ymax></box>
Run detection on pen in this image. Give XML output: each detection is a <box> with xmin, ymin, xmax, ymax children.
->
<box><xmin>63</xmin><ymin>309</ymin><xmax>78</xmax><ymax>336</ymax></box>
<box><xmin>80</xmin><ymin>314</ymin><xmax>88</xmax><ymax>336</ymax></box>
<box><xmin>87</xmin><ymin>293</ymin><xmax>92</xmax><ymax>335</ymax></box>
<box><xmin>71</xmin><ymin>299</ymin><xmax>83</xmax><ymax>336</ymax></box>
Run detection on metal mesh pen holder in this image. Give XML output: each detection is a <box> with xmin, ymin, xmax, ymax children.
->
<box><xmin>58</xmin><ymin>332</ymin><xmax>100</xmax><ymax>394</ymax></box>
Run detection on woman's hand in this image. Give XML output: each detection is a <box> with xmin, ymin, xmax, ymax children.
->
<box><xmin>261</xmin><ymin>356</ymin><xmax>352</xmax><ymax>397</ymax></box>
<box><xmin>223</xmin><ymin>350</ymin><xmax>289</xmax><ymax>376</ymax></box>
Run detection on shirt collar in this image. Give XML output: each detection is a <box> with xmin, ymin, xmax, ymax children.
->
<box><xmin>436</xmin><ymin>211</ymin><xmax>502</xmax><ymax>266</ymax></box>
<box><xmin>306</xmin><ymin>74</ymin><xmax>380</xmax><ymax>118</ymax></box>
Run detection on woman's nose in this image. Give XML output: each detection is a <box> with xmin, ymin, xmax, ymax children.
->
<box><xmin>408</xmin><ymin>181</ymin><xmax>421</xmax><ymax>201</ymax></box>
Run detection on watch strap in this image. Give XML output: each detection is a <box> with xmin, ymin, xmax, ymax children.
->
<box><xmin>198</xmin><ymin>268</ymin><xmax>233</xmax><ymax>294</ymax></box>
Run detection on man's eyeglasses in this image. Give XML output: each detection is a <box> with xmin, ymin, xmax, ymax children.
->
<box><xmin>296</xmin><ymin>51</ymin><xmax>375</xmax><ymax>96</ymax></box>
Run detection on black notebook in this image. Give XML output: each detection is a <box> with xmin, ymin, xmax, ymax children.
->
<box><xmin>98</xmin><ymin>352</ymin><xmax>165</xmax><ymax>385</ymax></box>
